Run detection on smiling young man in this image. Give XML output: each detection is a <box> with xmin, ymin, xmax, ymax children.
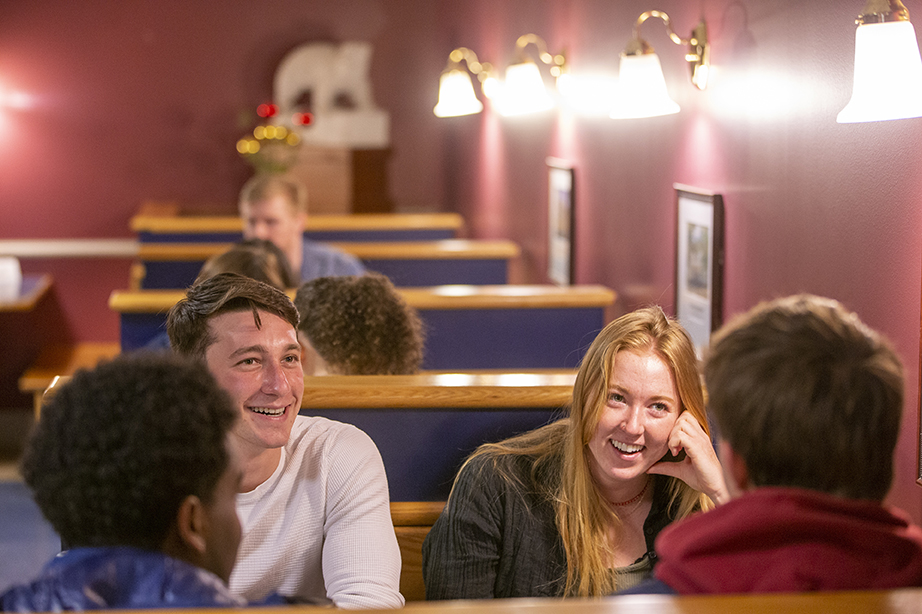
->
<box><xmin>167</xmin><ymin>273</ymin><xmax>403</xmax><ymax>608</ymax></box>
<box><xmin>238</xmin><ymin>176</ymin><xmax>365</xmax><ymax>282</ymax></box>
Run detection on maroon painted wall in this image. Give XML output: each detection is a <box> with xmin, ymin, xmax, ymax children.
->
<box><xmin>1</xmin><ymin>0</ymin><xmax>920</xmax><ymax>521</ymax></box>
<box><xmin>0</xmin><ymin>0</ymin><xmax>448</xmax><ymax>407</ymax></box>
<box><xmin>434</xmin><ymin>0</ymin><xmax>922</xmax><ymax>522</ymax></box>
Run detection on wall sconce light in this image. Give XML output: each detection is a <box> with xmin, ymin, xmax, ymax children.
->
<box><xmin>837</xmin><ymin>0</ymin><xmax>922</xmax><ymax>123</ymax></box>
<box><xmin>609</xmin><ymin>11</ymin><xmax>709</xmax><ymax>119</ymax></box>
<box><xmin>498</xmin><ymin>34</ymin><xmax>567</xmax><ymax>117</ymax></box>
<box><xmin>433</xmin><ymin>35</ymin><xmax>567</xmax><ymax>118</ymax></box>
<box><xmin>434</xmin><ymin>47</ymin><xmax>495</xmax><ymax>118</ymax></box>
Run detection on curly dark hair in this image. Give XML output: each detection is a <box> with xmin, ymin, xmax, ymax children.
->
<box><xmin>168</xmin><ymin>272</ymin><xmax>299</xmax><ymax>358</ymax></box>
<box><xmin>21</xmin><ymin>352</ymin><xmax>238</xmax><ymax>550</ymax></box>
<box><xmin>294</xmin><ymin>273</ymin><xmax>424</xmax><ymax>375</ymax></box>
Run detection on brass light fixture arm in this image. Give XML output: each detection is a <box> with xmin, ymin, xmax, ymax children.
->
<box><xmin>445</xmin><ymin>47</ymin><xmax>494</xmax><ymax>83</ymax></box>
<box><xmin>855</xmin><ymin>0</ymin><xmax>910</xmax><ymax>24</ymax></box>
<box><xmin>633</xmin><ymin>10</ymin><xmax>688</xmax><ymax>46</ymax></box>
<box><xmin>514</xmin><ymin>34</ymin><xmax>567</xmax><ymax>78</ymax></box>
<box><xmin>624</xmin><ymin>10</ymin><xmax>709</xmax><ymax>90</ymax></box>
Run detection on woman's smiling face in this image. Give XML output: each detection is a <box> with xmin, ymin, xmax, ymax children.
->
<box><xmin>587</xmin><ymin>349</ymin><xmax>681</xmax><ymax>495</ymax></box>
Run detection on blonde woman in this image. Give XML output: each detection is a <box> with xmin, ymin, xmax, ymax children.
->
<box><xmin>422</xmin><ymin>306</ymin><xmax>728</xmax><ymax>598</ymax></box>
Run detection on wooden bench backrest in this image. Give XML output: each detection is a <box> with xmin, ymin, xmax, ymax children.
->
<box><xmin>134</xmin><ymin>239</ymin><xmax>521</xmax><ymax>289</ymax></box>
<box><xmin>131</xmin><ymin>210</ymin><xmax>465</xmax><ymax>235</ymax></box>
<box><xmin>391</xmin><ymin>501</ymin><xmax>444</xmax><ymax>602</ymax></box>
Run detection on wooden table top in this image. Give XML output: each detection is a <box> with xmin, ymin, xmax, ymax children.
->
<box><xmin>43</xmin><ymin>370</ymin><xmax>577</xmax><ymax>412</ymax></box>
<box><xmin>0</xmin><ymin>273</ymin><xmax>52</xmax><ymax>312</ymax></box>
<box><xmin>104</xmin><ymin>588</ymin><xmax>922</xmax><ymax>614</ymax></box>
<box><xmin>109</xmin><ymin>285</ymin><xmax>616</xmax><ymax>313</ymax></box>
<box><xmin>131</xmin><ymin>212</ymin><xmax>465</xmax><ymax>233</ymax></box>
<box><xmin>137</xmin><ymin>239</ymin><xmax>521</xmax><ymax>261</ymax></box>
<box><xmin>301</xmin><ymin>371</ymin><xmax>577</xmax><ymax>409</ymax></box>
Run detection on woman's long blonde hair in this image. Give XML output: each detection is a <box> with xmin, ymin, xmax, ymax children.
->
<box><xmin>462</xmin><ymin>306</ymin><xmax>712</xmax><ymax>596</ymax></box>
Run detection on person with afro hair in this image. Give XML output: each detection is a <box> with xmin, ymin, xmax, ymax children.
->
<box><xmin>294</xmin><ymin>273</ymin><xmax>424</xmax><ymax>375</ymax></box>
<box><xmin>0</xmin><ymin>353</ymin><xmax>286</xmax><ymax>610</ymax></box>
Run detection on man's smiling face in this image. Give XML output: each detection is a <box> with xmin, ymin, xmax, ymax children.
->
<box><xmin>203</xmin><ymin>309</ymin><xmax>304</xmax><ymax>456</ymax></box>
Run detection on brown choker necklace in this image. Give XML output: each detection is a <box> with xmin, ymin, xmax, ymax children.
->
<box><xmin>609</xmin><ymin>479</ymin><xmax>649</xmax><ymax>507</ymax></box>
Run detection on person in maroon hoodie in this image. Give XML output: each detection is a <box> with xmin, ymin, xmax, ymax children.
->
<box><xmin>619</xmin><ymin>294</ymin><xmax>922</xmax><ymax>595</ymax></box>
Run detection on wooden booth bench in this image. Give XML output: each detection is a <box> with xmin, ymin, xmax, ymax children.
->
<box><xmin>390</xmin><ymin>500</ymin><xmax>444</xmax><ymax>601</ymax></box>
<box><xmin>18</xmin><ymin>342</ymin><xmax>121</xmax><ymax>419</ymax></box>
<box><xmin>108</xmin><ymin>284</ymin><xmax>616</xmax><ymax>370</ymax></box>
<box><xmin>131</xmin><ymin>210</ymin><xmax>465</xmax><ymax>243</ymax></box>
<box><xmin>305</xmin><ymin>371</ymin><xmax>575</xmax><ymax>600</ymax></box>
<box><xmin>134</xmin><ymin>239</ymin><xmax>520</xmax><ymax>289</ymax></box>
<box><xmin>302</xmin><ymin>370</ymin><xmax>576</xmax><ymax>501</ymax></box>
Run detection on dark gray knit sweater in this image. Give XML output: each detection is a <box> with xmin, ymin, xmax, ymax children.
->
<box><xmin>422</xmin><ymin>452</ymin><xmax>675</xmax><ymax>599</ymax></box>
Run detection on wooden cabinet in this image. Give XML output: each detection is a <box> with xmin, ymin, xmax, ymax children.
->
<box><xmin>286</xmin><ymin>146</ymin><xmax>394</xmax><ymax>214</ymax></box>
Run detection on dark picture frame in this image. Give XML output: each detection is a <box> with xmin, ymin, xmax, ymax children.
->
<box><xmin>918</xmin><ymin>294</ymin><xmax>922</xmax><ymax>485</ymax></box>
<box><xmin>674</xmin><ymin>184</ymin><xmax>724</xmax><ymax>357</ymax></box>
<box><xmin>546</xmin><ymin>158</ymin><xmax>575</xmax><ymax>286</ymax></box>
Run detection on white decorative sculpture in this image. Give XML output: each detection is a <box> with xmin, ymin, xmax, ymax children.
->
<box><xmin>274</xmin><ymin>41</ymin><xmax>390</xmax><ymax>148</ymax></box>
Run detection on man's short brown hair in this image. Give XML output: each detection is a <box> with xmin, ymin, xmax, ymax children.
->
<box><xmin>704</xmin><ymin>294</ymin><xmax>903</xmax><ymax>501</ymax></box>
<box><xmin>238</xmin><ymin>175</ymin><xmax>307</xmax><ymax>214</ymax></box>
<box><xmin>167</xmin><ymin>273</ymin><xmax>299</xmax><ymax>358</ymax></box>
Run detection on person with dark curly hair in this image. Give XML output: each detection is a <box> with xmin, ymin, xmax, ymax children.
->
<box><xmin>167</xmin><ymin>273</ymin><xmax>402</xmax><ymax>608</ymax></box>
<box><xmin>0</xmin><ymin>353</ymin><xmax>284</xmax><ymax>610</ymax></box>
<box><xmin>293</xmin><ymin>273</ymin><xmax>424</xmax><ymax>375</ymax></box>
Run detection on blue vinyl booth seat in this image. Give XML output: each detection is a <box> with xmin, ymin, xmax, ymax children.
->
<box><xmin>108</xmin><ymin>285</ymin><xmax>616</xmax><ymax>372</ymax></box>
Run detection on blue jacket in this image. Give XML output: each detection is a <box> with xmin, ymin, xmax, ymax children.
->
<box><xmin>0</xmin><ymin>547</ymin><xmax>285</xmax><ymax>611</ymax></box>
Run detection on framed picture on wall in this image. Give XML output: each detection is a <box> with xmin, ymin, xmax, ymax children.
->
<box><xmin>674</xmin><ymin>184</ymin><xmax>724</xmax><ymax>357</ymax></box>
<box><xmin>918</xmin><ymin>305</ymin><xmax>922</xmax><ymax>484</ymax></box>
<box><xmin>547</xmin><ymin>158</ymin><xmax>575</xmax><ymax>286</ymax></box>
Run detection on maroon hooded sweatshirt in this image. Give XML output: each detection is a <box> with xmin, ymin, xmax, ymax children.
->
<box><xmin>651</xmin><ymin>487</ymin><xmax>922</xmax><ymax>594</ymax></box>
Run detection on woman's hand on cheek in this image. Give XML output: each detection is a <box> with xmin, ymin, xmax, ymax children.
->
<box><xmin>646</xmin><ymin>412</ymin><xmax>730</xmax><ymax>505</ymax></box>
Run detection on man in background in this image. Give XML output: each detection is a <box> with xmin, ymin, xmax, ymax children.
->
<box><xmin>238</xmin><ymin>175</ymin><xmax>365</xmax><ymax>282</ymax></box>
<box><xmin>620</xmin><ymin>294</ymin><xmax>922</xmax><ymax>594</ymax></box>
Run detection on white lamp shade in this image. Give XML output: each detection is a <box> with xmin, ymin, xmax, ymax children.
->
<box><xmin>610</xmin><ymin>52</ymin><xmax>680</xmax><ymax>119</ymax></box>
<box><xmin>837</xmin><ymin>21</ymin><xmax>922</xmax><ymax>123</ymax></box>
<box><xmin>434</xmin><ymin>69</ymin><xmax>484</xmax><ymax>117</ymax></box>
<box><xmin>498</xmin><ymin>61</ymin><xmax>554</xmax><ymax>116</ymax></box>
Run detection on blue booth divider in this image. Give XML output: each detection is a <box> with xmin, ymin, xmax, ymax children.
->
<box><xmin>112</xmin><ymin>285</ymin><xmax>613</xmax><ymax>371</ymax></box>
<box><xmin>297</xmin><ymin>372</ymin><xmax>574</xmax><ymax>501</ymax></box>
<box><xmin>135</xmin><ymin>239</ymin><xmax>519</xmax><ymax>289</ymax></box>
<box><xmin>308</xmin><ymin>407</ymin><xmax>562</xmax><ymax>501</ymax></box>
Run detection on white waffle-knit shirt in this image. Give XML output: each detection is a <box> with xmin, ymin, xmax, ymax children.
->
<box><xmin>229</xmin><ymin>415</ymin><xmax>403</xmax><ymax>608</ymax></box>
